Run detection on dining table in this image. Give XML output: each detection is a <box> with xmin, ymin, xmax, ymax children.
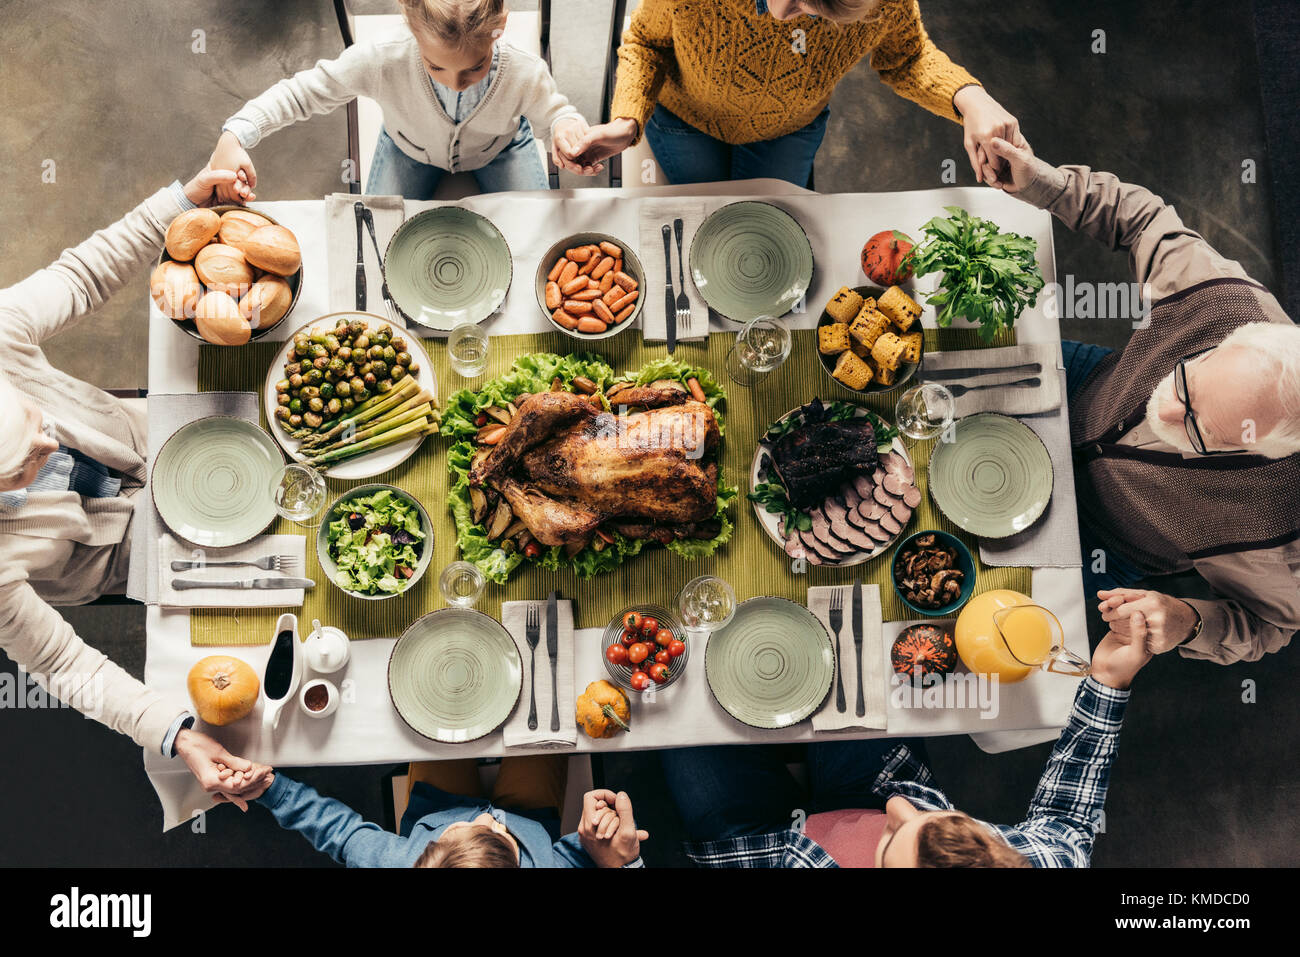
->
<box><xmin>141</xmin><ymin>176</ymin><xmax>1088</xmax><ymax>830</ymax></box>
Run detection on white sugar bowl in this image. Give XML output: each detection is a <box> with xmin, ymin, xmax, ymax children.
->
<box><xmin>303</xmin><ymin>621</ymin><xmax>351</xmax><ymax>675</ymax></box>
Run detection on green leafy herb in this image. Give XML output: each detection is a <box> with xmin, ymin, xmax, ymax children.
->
<box><xmin>909</xmin><ymin>206</ymin><xmax>1044</xmax><ymax>341</ymax></box>
<box><xmin>749</xmin><ymin>481</ymin><xmax>811</xmax><ymax>535</ymax></box>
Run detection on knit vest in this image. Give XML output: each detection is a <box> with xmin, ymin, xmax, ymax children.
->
<box><xmin>1069</xmin><ymin>278</ymin><xmax>1300</xmax><ymax>574</ymax></box>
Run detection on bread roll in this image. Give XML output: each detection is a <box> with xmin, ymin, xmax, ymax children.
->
<box><xmin>241</xmin><ymin>224</ymin><xmax>301</xmax><ymax>276</ymax></box>
<box><xmin>194</xmin><ymin>244</ymin><xmax>255</xmax><ymax>297</ymax></box>
<box><xmin>149</xmin><ymin>260</ymin><xmax>201</xmax><ymax>320</ymax></box>
<box><xmin>195</xmin><ymin>291</ymin><xmax>251</xmax><ymax>346</ymax></box>
<box><xmin>218</xmin><ymin>208</ymin><xmax>273</xmax><ymax>250</ymax></box>
<box><xmin>165</xmin><ymin>208</ymin><xmax>221</xmax><ymax>262</ymax></box>
<box><xmin>239</xmin><ymin>275</ymin><xmax>293</xmax><ymax>331</ymax></box>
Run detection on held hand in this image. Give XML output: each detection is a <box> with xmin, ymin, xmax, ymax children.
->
<box><xmin>1091</xmin><ymin>612</ymin><xmax>1154</xmax><ymax>690</ymax></box>
<box><xmin>182</xmin><ymin>168</ymin><xmax>242</xmax><ymax>209</ymax></box>
<box><xmin>174</xmin><ymin>729</ymin><xmax>271</xmax><ymax>811</ymax></box>
<box><xmin>207</xmin><ymin>130</ymin><xmax>257</xmax><ymax>203</ymax></box>
<box><xmin>953</xmin><ymin>87</ymin><xmax>1028</xmax><ymax>189</ymax></box>
<box><xmin>1097</xmin><ymin>588</ymin><xmax>1200</xmax><ymax>655</ymax></box>
<box><xmin>552</xmin><ymin>117</ymin><xmax>604</xmax><ymax>176</ymax></box>
<box><xmin>983</xmin><ymin>136</ymin><xmax>1041</xmax><ymax>194</ymax></box>
<box><xmin>568</xmin><ymin>118</ymin><xmax>638</xmax><ymax>169</ymax></box>
<box><xmin>578</xmin><ymin>789</ymin><xmax>648</xmax><ymax>867</ymax></box>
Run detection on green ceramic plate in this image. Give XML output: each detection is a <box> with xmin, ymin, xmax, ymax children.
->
<box><xmin>151</xmin><ymin>416</ymin><xmax>283</xmax><ymax>548</ymax></box>
<box><xmin>388</xmin><ymin>608</ymin><xmax>522</xmax><ymax>743</ymax></box>
<box><xmin>705</xmin><ymin>597</ymin><xmax>834</xmax><ymax>729</ymax></box>
<box><xmin>928</xmin><ymin>412</ymin><xmax>1054</xmax><ymax>539</ymax></box>
<box><xmin>690</xmin><ymin>201</ymin><xmax>814</xmax><ymax>322</ymax></box>
<box><xmin>383</xmin><ymin>207</ymin><xmax>513</xmax><ymax>330</ymax></box>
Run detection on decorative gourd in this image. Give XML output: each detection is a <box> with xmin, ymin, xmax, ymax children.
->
<box><xmin>575</xmin><ymin>680</ymin><xmax>631</xmax><ymax>739</ymax></box>
<box><xmin>861</xmin><ymin>229</ymin><xmax>915</xmax><ymax>286</ymax></box>
<box><xmin>187</xmin><ymin>655</ymin><xmax>260</xmax><ymax>726</ymax></box>
<box><xmin>891</xmin><ymin>624</ymin><xmax>957</xmax><ymax>683</ymax></box>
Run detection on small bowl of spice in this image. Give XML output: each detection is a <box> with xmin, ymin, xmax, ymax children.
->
<box><xmin>300</xmin><ymin>678</ymin><xmax>339</xmax><ymax>718</ymax></box>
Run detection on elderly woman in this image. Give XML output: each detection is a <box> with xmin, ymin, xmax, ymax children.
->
<box><xmin>572</xmin><ymin>0</ymin><xmax>1024</xmax><ymax>187</ymax></box>
<box><xmin>985</xmin><ymin>137</ymin><xmax>1300</xmax><ymax>666</ymax></box>
<box><xmin>0</xmin><ymin>168</ymin><xmax>268</xmax><ymax>807</ymax></box>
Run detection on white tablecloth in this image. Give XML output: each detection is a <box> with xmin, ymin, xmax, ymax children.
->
<box><xmin>143</xmin><ymin>179</ymin><xmax>1084</xmax><ymax>829</ymax></box>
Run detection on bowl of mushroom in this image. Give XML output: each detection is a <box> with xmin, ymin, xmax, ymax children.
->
<box><xmin>891</xmin><ymin>530</ymin><xmax>976</xmax><ymax>618</ymax></box>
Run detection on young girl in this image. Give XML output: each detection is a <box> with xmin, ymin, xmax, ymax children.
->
<box><xmin>209</xmin><ymin>0</ymin><xmax>597</xmax><ymax>200</ymax></box>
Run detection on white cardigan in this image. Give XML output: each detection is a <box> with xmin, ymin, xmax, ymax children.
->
<box><xmin>224</xmin><ymin>31</ymin><xmax>582</xmax><ymax>174</ymax></box>
<box><xmin>0</xmin><ymin>187</ymin><xmax>191</xmax><ymax>754</ymax></box>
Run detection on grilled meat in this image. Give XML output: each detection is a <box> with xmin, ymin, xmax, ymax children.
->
<box><xmin>772</xmin><ymin>418</ymin><xmax>878</xmax><ymax>509</ymax></box>
<box><xmin>470</xmin><ymin>391</ymin><xmax>596</xmax><ymax>486</ymax></box>
<box><xmin>495</xmin><ymin>476</ymin><xmax>602</xmax><ymax>546</ymax></box>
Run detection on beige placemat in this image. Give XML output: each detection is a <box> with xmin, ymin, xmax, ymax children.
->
<box><xmin>809</xmin><ymin>584</ymin><xmax>887</xmax><ymax>731</ymax></box>
<box><xmin>500</xmin><ymin>599</ymin><xmax>578</xmax><ymax>748</ymax></box>
<box><xmin>193</xmin><ymin>327</ymin><xmax>1030</xmax><ymax>645</ymax></box>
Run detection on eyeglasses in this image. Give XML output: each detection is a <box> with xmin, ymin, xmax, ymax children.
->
<box><xmin>1173</xmin><ymin>348</ymin><xmax>1243</xmax><ymax>456</ymax></box>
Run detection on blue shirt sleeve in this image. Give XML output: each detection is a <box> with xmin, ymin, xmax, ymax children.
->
<box><xmin>551</xmin><ymin>832</ymin><xmax>597</xmax><ymax>868</ymax></box>
<box><xmin>257</xmin><ymin>774</ymin><xmax>409</xmax><ymax>867</ymax></box>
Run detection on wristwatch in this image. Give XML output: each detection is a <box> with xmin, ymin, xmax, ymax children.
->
<box><xmin>1180</xmin><ymin>605</ymin><xmax>1204</xmax><ymax>646</ymax></box>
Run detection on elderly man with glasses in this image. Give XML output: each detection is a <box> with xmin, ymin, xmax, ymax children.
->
<box><xmin>983</xmin><ymin>137</ymin><xmax>1300</xmax><ymax>666</ymax></box>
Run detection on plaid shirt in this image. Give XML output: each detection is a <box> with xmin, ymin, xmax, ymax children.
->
<box><xmin>685</xmin><ymin>677</ymin><xmax>1129</xmax><ymax>868</ymax></box>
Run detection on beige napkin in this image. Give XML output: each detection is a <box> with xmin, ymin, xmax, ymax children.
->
<box><xmin>500</xmin><ymin>599</ymin><xmax>578</xmax><ymax>748</ymax></box>
<box><xmin>919</xmin><ymin>342</ymin><xmax>1062</xmax><ymax>417</ymax></box>
<box><xmin>158</xmin><ymin>534</ymin><xmax>308</xmax><ymax>609</ymax></box>
<box><xmin>638</xmin><ymin>198</ymin><xmax>708</xmax><ymax>342</ymax></box>
<box><xmin>809</xmin><ymin>584</ymin><xmax>887</xmax><ymax>731</ymax></box>
<box><xmin>324</xmin><ymin>192</ymin><xmax>407</xmax><ymax>314</ymax></box>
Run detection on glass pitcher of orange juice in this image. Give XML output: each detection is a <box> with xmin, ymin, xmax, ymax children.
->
<box><xmin>993</xmin><ymin>605</ymin><xmax>1090</xmax><ymax>677</ymax></box>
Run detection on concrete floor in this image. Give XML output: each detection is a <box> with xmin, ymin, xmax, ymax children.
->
<box><xmin>0</xmin><ymin>0</ymin><xmax>1295</xmax><ymax>867</ymax></box>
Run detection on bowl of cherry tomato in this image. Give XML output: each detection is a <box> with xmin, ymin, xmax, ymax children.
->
<box><xmin>602</xmin><ymin>604</ymin><xmax>689</xmax><ymax>693</ymax></box>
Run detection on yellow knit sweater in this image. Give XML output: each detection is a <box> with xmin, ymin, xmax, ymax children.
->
<box><xmin>611</xmin><ymin>0</ymin><xmax>980</xmax><ymax>146</ymax></box>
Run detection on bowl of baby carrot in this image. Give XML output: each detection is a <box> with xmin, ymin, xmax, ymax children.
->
<box><xmin>536</xmin><ymin>232</ymin><xmax>644</xmax><ymax>340</ymax></box>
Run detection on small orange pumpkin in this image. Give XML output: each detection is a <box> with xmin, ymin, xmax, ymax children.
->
<box><xmin>575</xmin><ymin>680</ymin><xmax>631</xmax><ymax>739</ymax></box>
<box><xmin>187</xmin><ymin>656</ymin><xmax>260</xmax><ymax>726</ymax></box>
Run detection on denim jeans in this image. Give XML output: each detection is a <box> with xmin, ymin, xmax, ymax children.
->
<box><xmin>644</xmin><ymin>104</ymin><xmax>829</xmax><ymax>187</ymax></box>
<box><xmin>1062</xmin><ymin>339</ymin><xmax>1149</xmax><ymax>597</ymax></box>
<box><xmin>366</xmin><ymin>119</ymin><xmax>549</xmax><ymax>198</ymax></box>
<box><xmin>659</xmin><ymin>738</ymin><xmax>929</xmax><ymax>842</ymax></box>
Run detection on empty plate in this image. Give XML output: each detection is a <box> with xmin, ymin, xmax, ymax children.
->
<box><xmin>383</xmin><ymin>207</ymin><xmax>513</xmax><ymax>330</ymax></box>
<box><xmin>151</xmin><ymin>416</ymin><xmax>283</xmax><ymax>548</ymax></box>
<box><xmin>388</xmin><ymin>607</ymin><xmax>522</xmax><ymax>743</ymax></box>
<box><xmin>928</xmin><ymin>412</ymin><xmax>1054</xmax><ymax>538</ymax></box>
<box><xmin>690</xmin><ymin>201</ymin><xmax>813</xmax><ymax>322</ymax></box>
<box><xmin>705</xmin><ymin>597</ymin><xmax>834</xmax><ymax>729</ymax></box>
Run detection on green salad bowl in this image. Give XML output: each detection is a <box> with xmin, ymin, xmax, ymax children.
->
<box><xmin>316</xmin><ymin>483</ymin><xmax>435</xmax><ymax>601</ymax></box>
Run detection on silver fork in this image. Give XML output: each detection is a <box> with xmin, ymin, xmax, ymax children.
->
<box><xmin>829</xmin><ymin>588</ymin><xmax>846</xmax><ymax>713</ymax></box>
<box><xmin>525</xmin><ymin>604</ymin><xmax>541</xmax><ymax>731</ymax></box>
<box><xmin>942</xmin><ymin>376</ymin><xmax>1041</xmax><ymax>397</ymax></box>
<box><xmin>360</xmin><ymin>206</ymin><xmax>401</xmax><ymax>326</ymax></box>
<box><xmin>673</xmin><ymin>217</ymin><xmax>690</xmax><ymax>332</ymax></box>
<box><xmin>169</xmin><ymin>555</ymin><xmax>297</xmax><ymax>572</ymax></box>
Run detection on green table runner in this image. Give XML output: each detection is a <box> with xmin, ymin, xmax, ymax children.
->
<box><xmin>192</xmin><ymin>326</ymin><xmax>1030</xmax><ymax>644</ymax></box>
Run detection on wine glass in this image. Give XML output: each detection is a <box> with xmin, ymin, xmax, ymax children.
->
<box><xmin>894</xmin><ymin>383</ymin><xmax>956</xmax><ymax>443</ymax></box>
<box><xmin>448</xmin><ymin>322</ymin><xmax>489</xmax><ymax>378</ymax></box>
<box><xmin>725</xmin><ymin>317</ymin><xmax>791</xmax><ymax>387</ymax></box>
<box><xmin>439</xmin><ymin>560</ymin><xmax>485</xmax><ymax>607</ymax></box>
<box><xmin>677</xmin><ymin>576</ymin><xmax>737</xmax><ymax>636</ymax></box>
<box><xmin>271</xmin><ymin>463</ymin><xmax>327</xmax><ymax>527</ymax></box>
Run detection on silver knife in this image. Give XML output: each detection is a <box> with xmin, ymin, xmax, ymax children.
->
<box><xmin>852</xmin><ymin>578</ymin><xmax>865</xmax><ymax>718</ymax></box>
<box><xmin>171</xmin><ymin>577</ymin><xmax>315</xmax><ymax>590</ymax></box>
<box><xmin>547</xmin><ymin>590</ymin><xmax>560</xmax><ymax>733</ymax></box>
<box><xmin>353</xmin><ymin>202</ymin><xmax>367</xmax><ymax>311</ymax></box>
<box><xmin>662</xmin><ymin>224</ymin><xmax>676</xmax><ymax>353</ymax></box>
<box><xmin>921</xmin><ymin>361</ymin><xmax>1041</xmax><ymax>382</ymax></box>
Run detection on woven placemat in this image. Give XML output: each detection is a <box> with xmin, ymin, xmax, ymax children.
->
<box><xmin>192</xmin><ymin>326</ymin><xmax>1029</xmax><ymax>644</ymax></box>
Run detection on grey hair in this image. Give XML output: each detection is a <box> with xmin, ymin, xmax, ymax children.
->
<box><xmin>1216</xmin><ymin>321</ymin><xmax>1300</xmax><ymax>457</ymax></box>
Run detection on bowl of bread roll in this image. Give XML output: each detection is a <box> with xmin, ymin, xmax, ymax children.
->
<box><xmin>150</xmin><ymin>205</ymin><xmax>304</xmax><ymax>347</ymax></box>
<box><xmin>816</xmin><ymin>284</ymin><xmax>923</xmax><ymax>394</ymax></box>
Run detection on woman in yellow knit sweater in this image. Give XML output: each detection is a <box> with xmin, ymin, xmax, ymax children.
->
<box><xmin>573</xmin><ymin>0</ymin><xmax>1026</xmax><ymax>187</ymax></box>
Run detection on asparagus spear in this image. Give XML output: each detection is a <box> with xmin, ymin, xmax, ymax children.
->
<box><xmin>307</xmin><ymin>419</ymin><xmax>436</xmax><ymax>468</ymax></box>
<box><xmin>310</xmin><ymin>402</ymin><xmax>432</xmax><ymax>454</ymax></box>
<box><xmin>301</xmin><ymin>376</ymin><xmax>420</xmax><ymax>447</ymax></box>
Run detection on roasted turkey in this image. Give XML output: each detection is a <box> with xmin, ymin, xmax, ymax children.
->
<box><xmin>471</xmin><ymin>387</ymin><xmax>722</xmax><ymax>547</ymax></box>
